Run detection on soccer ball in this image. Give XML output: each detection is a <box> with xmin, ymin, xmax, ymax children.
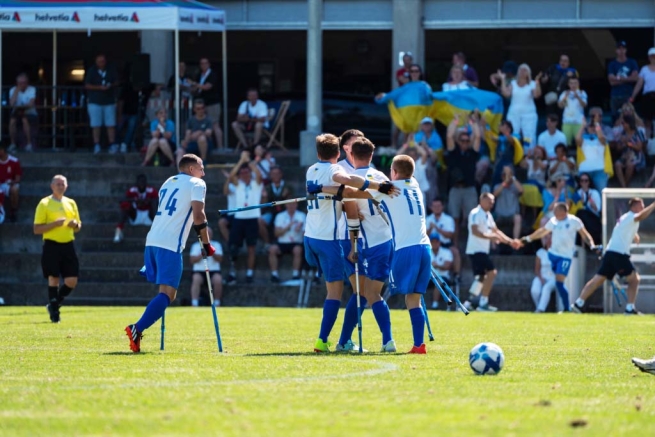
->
<box><xmin>469</xmin><ymin>342</ymin><xmax>504</xmax><ymax>375</ymax></box>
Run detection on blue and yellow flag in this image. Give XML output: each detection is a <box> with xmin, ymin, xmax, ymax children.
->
<box><xmin>376</xmin><ymin>81</ymin><xmax>435</xmax><ymax>133</ymax></box>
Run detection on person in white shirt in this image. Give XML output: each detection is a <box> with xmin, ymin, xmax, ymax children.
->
<box><xmin>442</xmin><ymin>65</ymin><xmax>472</xmax><ymax>92</ymax></box>
<box><xmin>629</xmin><ymin>47</ymin><xmax>655</xmax><ymax>137</ymax></box>
<box><xmin>575</xmin><ymin>115</ymin><xmax>609</xmax><ymax>192</ymax></box>
<box><xmin>232</xmin><ymin>88</ymin><xmax>269</xmax><ymax>149</ymax></box>
<box><xmin>218</xmin><ymin>173</ymin><xmax>237</xmax><ymax>242</ymax></box>
<box><xmin>429</xmin><ymin>235</ymin><xmax>453</xmax><ymax>309</ymax></box>
<box><xmin>518</xmin><ymin>203</ymin><xmax>595</xmax><ymax>311</ymax></box>
<box><xmin>558</xmin><ymin>77</ymin><xmax>587</xmax><ymax>146</ymax></box>
<box><xmin>8</xmin><ymin>73</ymin><xmax>37</xmax><ymax>152</ymax></box>
<box><xmin>125</xmin><ymin>154</ymin><xmax>215</xmax><ymax>353</ymax></box>
<box><xmin>426</xmin><ymin>197</ymin><xmax>460</xmax><ymax>279</ymax></box>
<box><xmin>189</xmin><ymin>227</ymin><xmax>223</xmax><ymax>307</ymax></box>
<box><xmin>500</xmin><ymin>64</ymin><xmax>543</xmax><ymax>148</ymax></box>
<box><xmin>268</xmin><ymin>201</ymin><xmax>306</xmax><ymax>283</ymax></box>
<box><xmin>465</xmin><ymin>193</ymin><xmax>517</xmax><ymax>312</ymax></box>
<box><xmin>537</xmin><ymin>114</ymin><xmax>567</xmax><ymax>158</ymax></box>
<box><xmin>574</xmin><ymin>198</ymin><xmax>655</xmax><ymax>315</ymax></box>
<box><xmin>396</xmin><ymin>141</ymin><xmax>433</xmax><ymax>205</ymax></box>
<box><xmin>530</xmin><ymin>237</ymin><xmax>562</xmax><ymax>313</ymax></box>
<box><xmin>227</xmin><ymin>151</ymin><xmax>264</xmax><ymax>284</ymax></box>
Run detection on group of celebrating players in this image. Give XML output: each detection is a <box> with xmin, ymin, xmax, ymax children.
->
<box><xmin>124</xmin><ymin>130</ymin><xmax>655</xmax><ymax>366</ymax></box>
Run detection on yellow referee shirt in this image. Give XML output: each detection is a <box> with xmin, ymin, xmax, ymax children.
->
<box><xmin>33</xmin><ymin>196</ymin><xmax>81</xmax><ymax>243</ymax></box>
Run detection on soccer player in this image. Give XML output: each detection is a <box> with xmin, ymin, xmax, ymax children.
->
<box><xmin>573</xmin><ymin>197</ymin><xmax>655</xmax><ymax>315</ymax></box>
<box><xmin>125</xmin><ymin>154</ymin><xmax>215</xmax><ymax>353</ymax></box>
<box><xmin>465</xmin><ymin>193</ymin><xmax>517</xmax><ymax>312</ymax></box>
<box><xmin>305</xmin><ymin>133</ymin><xmax>395</xmax><ymax>353</ymax></box>
<box><xmin>517</xmin><ymin>203</ymin><xmax>595</xmax><ymax>311</ymax></box>
<box><xmin>336</xmin><ymin>137</ymin><xmax>396</xmax><ymax>353</ymax></box>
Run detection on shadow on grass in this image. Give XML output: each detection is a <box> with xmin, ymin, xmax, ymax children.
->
<box><xmin>103</xmin><ymin>351</ymin><xmax>155</xmax><ymax>356</ymax></box>
<box><xmin>242</xmin><ymin>352</ymin><xmax>405</xmax><ymax>358</ymax></box>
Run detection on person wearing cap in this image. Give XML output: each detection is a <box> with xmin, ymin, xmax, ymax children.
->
<box><xmin>428</xmin><ymin>234</ymin><xmax>453</xmax><ymax>310</ymax></box>
<box><xmin>630</xmin><ymin>47</ymin><xmax>655</xmax><ymax>136</ymax></box>
<box><xmin>608</xmin><ymin>41</ymin><xmax>639</xmax><ymax>120</ymax></box>
<box><xmin>412</xmin><ymin>117</ymin><xmax>444</xmax><ymax>157</ymax></box>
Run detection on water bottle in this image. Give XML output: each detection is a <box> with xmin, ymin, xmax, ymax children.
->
<box><xmin>70</xmin><ymin>90</ymin><xmax>77</xmax><ymax>108</ymax></box>
<box><xmin>61</xmin><ymin>90</ymin><xmax>68</xmax><ymax>107</ymax></box>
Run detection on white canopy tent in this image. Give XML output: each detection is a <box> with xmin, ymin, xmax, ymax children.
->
<box><xmin>0</xmin><ymin>0</ymin><xmax>227</xmax><ymax>149</ymax></box>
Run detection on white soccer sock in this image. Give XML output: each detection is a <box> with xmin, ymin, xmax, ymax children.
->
<box><xmin>246</xmin><ymin>269</ymin><xmax>254</xmax><ymax>277</ymax></box>
<box><xmin>575</xmin><ymin>298</ymin><xmax>585</xmax><ymax>307</ymax></box>
<box><xmin>479</xmin><ymin>296</ymin><xmax>489</xmax><ymax>307</ymax></box>
<box><xmin>213</xmin><ymin>299</ymin><xmax>221</xmax><ymax>307</ymax></box>
<box><xmin>191</xmin><ymin>299</ymin><xmax>199</xmax><ymax>307</ymax></box>
<box><xmin>626</xmin><ymin>303</ymin><xmax>635</xmax><ymax>311</ymax></box>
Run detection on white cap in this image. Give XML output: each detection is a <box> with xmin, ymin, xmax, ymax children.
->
<box><xmin>420</xmin><ymin>116</ymin><xmax>434</xmax><ymax>124</ymax></box>
<box><xmin>649</xmin><ymin>47</ymin><xmax>655</xmax><ymax>56</ymax></box>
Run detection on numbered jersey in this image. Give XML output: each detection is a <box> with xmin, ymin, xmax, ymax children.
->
<box><xmin>146</xmin><ymin>173</ymin><xmax>207</xmax><ymax>253</ymax></box>
<box><xmin>354</xmin><ymin>166</ymin><xmax>392</xmax><ymax>249</ymax></box>
<box><xmin>336</xmin><ymin>158</ymin><xmax>356</xmax><ymax>240</ymax></box>
<box><xmin>544</xmin><ymin>214</ymin><xmax>583</xmax><ymax>259</ymax></box>
<box><xmin>305</xmin><ymin>162</ymin><xmax>346</xmax><ymax>241</ymax></box>
<box><xmin>371</xmin><ymin>178</ymin><xmax>429</xmax><ymax>251</ymax></box>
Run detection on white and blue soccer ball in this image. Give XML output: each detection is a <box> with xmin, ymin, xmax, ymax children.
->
<box><xmin>469</xmin><ymin>342</ymin><xmax>504</xmax><ymax>375</ymax></box>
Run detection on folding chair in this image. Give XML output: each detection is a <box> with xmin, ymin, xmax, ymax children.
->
<box><xmin>264</xmin><ymin>100</ymin><xmax>290</xmax><ymax>151</ymax></box>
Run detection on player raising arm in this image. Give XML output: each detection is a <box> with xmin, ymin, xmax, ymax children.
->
<box><xmin>516</xmin><ymin>203</ymin><xmax>594</xmax><ymax>311</ymax></box>
<box><xmin>125</xmin><ymin>154</ymin><xmax>215</xmax><ymax>353</ymax></box>
<box><xmin>573</xmin><ymin>197</ymin><xmax>655</xmax><ymax>315</ymax></box>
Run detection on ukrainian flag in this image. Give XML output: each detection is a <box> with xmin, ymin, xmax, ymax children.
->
<box><xmin>375</xmin><ymin>81</ymin><xmax>435</xmax><ymax>134</ymax></box>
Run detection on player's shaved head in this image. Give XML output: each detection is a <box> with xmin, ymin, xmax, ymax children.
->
<box><xmin>391</xmin><ymin>155</ymin><xmax>415</xmax><ymax>179</ymax></box>
<box><xmin>351</xmin><ymin>138</ymin><xmax>375</xmax><ymax>161</ymax></box>
<box><xmin>339</xmin><ymin>129</ymin><xmax>365</xmax><ymax>149</ymax></box>
<box><xmin>554</xmin><ymin>203</ymin><xmax>569</xmax><ymax>213</ymax></box>
<box><xmin>316</xmin><ymin>134</ymin><xmax>340</xmax><ymax>160</ymax></box>
<box><xmin>178</xmin><ymin>154</ymin><xmax>202</xmax><ymax>172</ymax></box>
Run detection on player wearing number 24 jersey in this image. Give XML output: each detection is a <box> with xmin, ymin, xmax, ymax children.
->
<box><xmin>125</xmin><ymin>154</ymin><xmax>216</xmax><ymax>353</ymax></box>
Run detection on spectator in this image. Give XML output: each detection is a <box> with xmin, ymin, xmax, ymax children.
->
<box><xmin>608</xmin><ymin>41</ymin><xmax>639</xmax><ymax>120</ymax></box>
<box><xmin>167</xmin><ymin>61</ymin><xmax>193</xmax><ymax>102</ymax></box>
<box><xmin>541</xmin><ymin>54</ymin><xmax>578</xmax><ymax>116</ymax></box>
<box><xmin>218</xmin><ymin>170</ymin><xmax>237</xmax><ymax>243</ymax></box>
<box><xmin>537</xmin><ymin>114</ymin><xmax>567</xmax><ymax>159</ymax></box>
<box><xmin>227</xmin><ymin>151</ymin><xmax>264</xmax><ymax>284</ymax></box>
<box><xmin>412</xmin><ymin>117</ymin><xmax>443</xmax><ymax>154</ymax></box>
<box><xmin>548</xmin><ymin>143</ymin><xmax>576</xmax><ymax>182</ymax></box>
<box><xmin>630</xmin><ymin>47</ymin><xmax>655</xmax><ymax>136</ymax></box>
<box><xmin>576</xmin><ymin>116</ymin><xmax>609</xmax><ymax>192</ymax></box>
<box><xmin>191</xmin><ymin>57</ymin><xmax>224</xmax><ymax>150</ymax></box>
<box><xmin>261</xmin><ymin>166</ymin><xmax>290</xmax><ymax>231</ymax></box>
<box><xmin>189</xmin><ymin>227</ymin><xmax>223</xmax><ymax>307</ymax></box>
<box><xmin>268</xmin><ymin>200</ymin><xmax>306</xmax><ymax>283</ymax></box>
<box><xmin>429</xmin><ymin>235</ymin><xmax>453</xmax><ymax>309</ymax></box>
<box><xmin>178</xmin><ymin>99</ymin><xmax>212</xmax><ymax>162</ymax></box>
<box><xmin>8</xmin><ymin>73</ymin><xmax>37</xmax><ymax>152</ymax></box>
<box><xmin>541</xmin><ymin>175</ymin><xmax>571</xmax><ymax>222</ymax></box>
<box><xmin>145</xmin><ymin>85</ymin><xmax>170</xmax><ymax>124</ymax></box>
<box><xmin>451</xmin><ymin>52</ymin><xmax>479</xmax><ymax>87</ymax></box>
<box><xmin>113</xmin><ymin>174</ymin><xmax>158</xmax><ymax>243</ymax></box>
<box><xmin>117</xmin><ymin>81</ymin><xmax>153</xmax><ymax>154</ymax></box>
<box><xmin>491</xmin><ymin>61</ymin><xmax>518</xmax><ymax>117</ymax></box>
<box><xmin>558</xmin><ymin>77</ymin><xmax>587</xmax><ymax>146</ymax></box>
<box><xmin>588</xmin><ymin>106</ymin><xmax>615</xmax><ymax>141</ymax></box>
<box><xmin>491</xmin><ymin>120</ymin><xmax>521</xmax><ymax>187</ymax></box>
<box><xmin>0</xmin><ymin>143</ymin><xmax>21</xmax><ymax>222</ymax></box>
<box><xmin>395</xmin><ymin>52</ymin><xmax>413</xmax><ymax>86</ymax></box>
<box><xmin>531</xmin><ymin>236</ymin><xmax>562</xmax><ymax>313</ymax></box>
<box><xmin>85</xmin><ymin>54</ymin><xmax>119</xmax><ymax>154</ymax></box>
<box><xmin>574</xmin><ymin>173</ymin><xmax>602</xmax><ymax>245</ymax></box>
<box><xmin>493</xmin><ymin>166</ymin><xmax>523</xmax><ymax>240</ymax></box>
<box><xmin>253</xmin><ymin>145</ymin><xmax>276</xmax><ymax>183</ymax></box>
<box><xmin>443</xmin><ymin>65</ymin><xmax>471</xmax><ymax>92</ymax></box>
<box><xmin>613</xmin><ymin>101</ymin><xmax>647</xmax><ymax>136</ymax></box>
<box><xmin>614</xmin><ymin>114</ymin><xmax>646</xmax><ymax>188</ymax></box>
<box><xmin>143</xmin><ymin>108</ymin><xmax>175</xmax><ymax>167</ymax></box>
<box><xmin>500</xmin><ymin>64</ymin><xmax>542</xmax><ymax>149</ymax></box>
<box><xmin>445</xmin><ymin>114</ymin><xmax>481</xmax><ymax>242</ymax></box>
<box><xmin>232</xmin><ymin>88</ymin><xmax>269</xmax><ymax>150</ymax></box>
<box><xmin>426</xmin><ymin>197</ymin><xmax>461</xmax><ymax>281</ymax></box>
<box><xmin>397</xmin><ymin>141</ymin><xmax>433</xmax><ymax>203</ymax></box>
<box><xmin>520</xmin><ymin>145</ymin><xmax>547</xmax><ymax>214</ymax></box>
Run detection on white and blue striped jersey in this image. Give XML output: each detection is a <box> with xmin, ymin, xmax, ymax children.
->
<box><xmin>353</xmin><ymin>166</ymin><xmax>392</xmax><ymax>249</ymax></box>
<box><xmin>336</xmin><ymin>158</ymin><xmax>356</xmax><ymax>241</ymax></box>
<box><xmin>146</xmin><ymin>173</ymin><xmax>206</xmax><ymax>253</ymax></box>
<box><xmin>305</xmin><ymin>161</ymin><xmax>346</xmax><ymax>241</ymax></box>
<box><xmin>371</xmin><ymin>178</ymin><xmax>430</xmax><ymax>251</ymax></box>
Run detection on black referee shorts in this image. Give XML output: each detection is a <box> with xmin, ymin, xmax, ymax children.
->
<box><xmin>469</xmin><ymin>252</ymin><xmax>495</xmax><ymax>277</ymax></box>
<box><xmin>597</xmin><ymin>251</ymin><xmax>635</xmax><ymax>279</ymax></box>
<box><xmin>41</xmin><ymin>240</ymin><xmax>79</xmax><ymax>279</ymax></box>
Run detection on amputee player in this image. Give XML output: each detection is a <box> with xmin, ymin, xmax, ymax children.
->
<box><xmin>304</xmin><ymin>134</ymin><xmax>396</xmax><ymax>353</ymax></box>
<box><xmin>336</xmin><ymin>137</ymin><xmax>396</xmax><ymax>352</ymax></box>
<box><xmin>465</xmin><ymin>193</ymin><xmax>517</xmax><ymax>312</ymax></box>
<box><xmin>573</xmin><ymin>197</ymin><xmax>655</xmax><ymax>315</ymax></box>
<box><xmin>517</xmin><ymin>203</ymin><xmax>595</xmax><ymax>311</ymax></box>
<box><xmin>125</xmin><ymin>154</ymin><xmax>216</xmax><ymax>353</ymax></box>
<box><xmin>312</xmin><ymin>153</ymin><xmax>432</xmax><ymax>353</ymax></box>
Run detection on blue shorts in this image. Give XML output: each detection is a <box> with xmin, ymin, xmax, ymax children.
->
<box><xmin>304</xmin><ymin>237</ymin><xmax>345</xmax><ymax>283</ymax></box>
<box><xmin>341</xmin><ymin>239</ymin><xmax>364</xmax><ymax>279</ymax></box>
<box><xmin>548</xmin><ymin>253</ymin><xmax>572</xmax><ymax>277</ymax></box>
<box><xmin>143</xmin><ymin>246</ymin><xmax>183</xmax><ymax>289</ymax></box>
<box><xmin>363</xmin><ymin>240</ymin><xmax>393</xmax><ymax>282</ymax></box>
<box><xmin>389</xmin><ymin>245</ymin><xmax>431</xmax><ymax>295</ymax></box>
<box><xmin>87</xmin><ymin>103</ymin><xmax>116</xmax><ymax>128</ymax></box>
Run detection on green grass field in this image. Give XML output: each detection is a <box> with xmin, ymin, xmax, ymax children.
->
<box><xmin>1</xmin><ymin>306</ymin><xmax>655</xmax><ymax>436</ymax></box>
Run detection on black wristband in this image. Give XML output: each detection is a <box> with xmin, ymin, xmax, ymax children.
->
<box><xmin>193</xmin><ymin>221</ymin><xmax>208</xmax><ymax>235</ymax></box>
<box><xmin>334</xmin><ymin>184</ymin><xmax>345</xmax><ymax>201</ymax></box>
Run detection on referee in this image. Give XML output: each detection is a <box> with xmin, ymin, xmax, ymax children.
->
<box><xmin>33</xmin><ymin>175</ymin><xmax>82</xmax><ymax>323</ymax></box>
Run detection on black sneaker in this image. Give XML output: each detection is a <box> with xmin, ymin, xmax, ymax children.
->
<box><xmin>46</xmin><ymin>302</ymin><xmax>60</xmax><ymax>323</ymax></box>
<box><xmin>625</xmin><ymin>308</ymin><xmax>643</xmax><ymax>315</ymax></box>
<box><xmin>571</xmin><ymin>302</ymin><xmax>584</xmax><ymax>314</ymax></box>
<box><xmin>226</xmin><ymin>274</ymin><xmax>237</xmax><ymax>286</ymax></box>
<box><xmin>245</xmin><ymin>275</ymin><xmax>254</xmax><ymax>284</ymax></box>
<box><xmin>270</xmin><ymin>275</ymin><xmax>280</xmax><ymax>283</ymax></box>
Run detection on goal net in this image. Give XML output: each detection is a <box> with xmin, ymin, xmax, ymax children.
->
<box><xmin>602</xmin><ymin>188</ymin><xmax>655</xmax><ymax>314</ymax></box>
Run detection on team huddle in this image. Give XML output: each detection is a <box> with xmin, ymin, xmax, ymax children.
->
<box><xmin>123</xmin><ymin>134</ymin><xmax>655</xmax><ymax>364</ymax></box>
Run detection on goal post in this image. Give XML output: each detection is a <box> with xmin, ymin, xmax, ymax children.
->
<box><xmin>602</xmin><ymin>188</ymin><xmax>655</xmax><ymax>314</ymax></box>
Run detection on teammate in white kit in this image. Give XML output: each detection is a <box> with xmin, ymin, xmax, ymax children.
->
<box><xmin>518</xmin><ymin>203</ymin><xmax>595</xmax><ymax>311</ymax></box>
<box><xmin>125</xmin><ymin>154</ymin><xmax>215</xmax><ymax>353</ymax></box>
<box><xmin>305</xmin><ymin>134</ymin><xmax>396</xmax><ymax>353</ymax></box>
<box><xmin>574</xmin><ymin>197</ymin><xmax>655</xmax><ymax>315</ymax></box>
